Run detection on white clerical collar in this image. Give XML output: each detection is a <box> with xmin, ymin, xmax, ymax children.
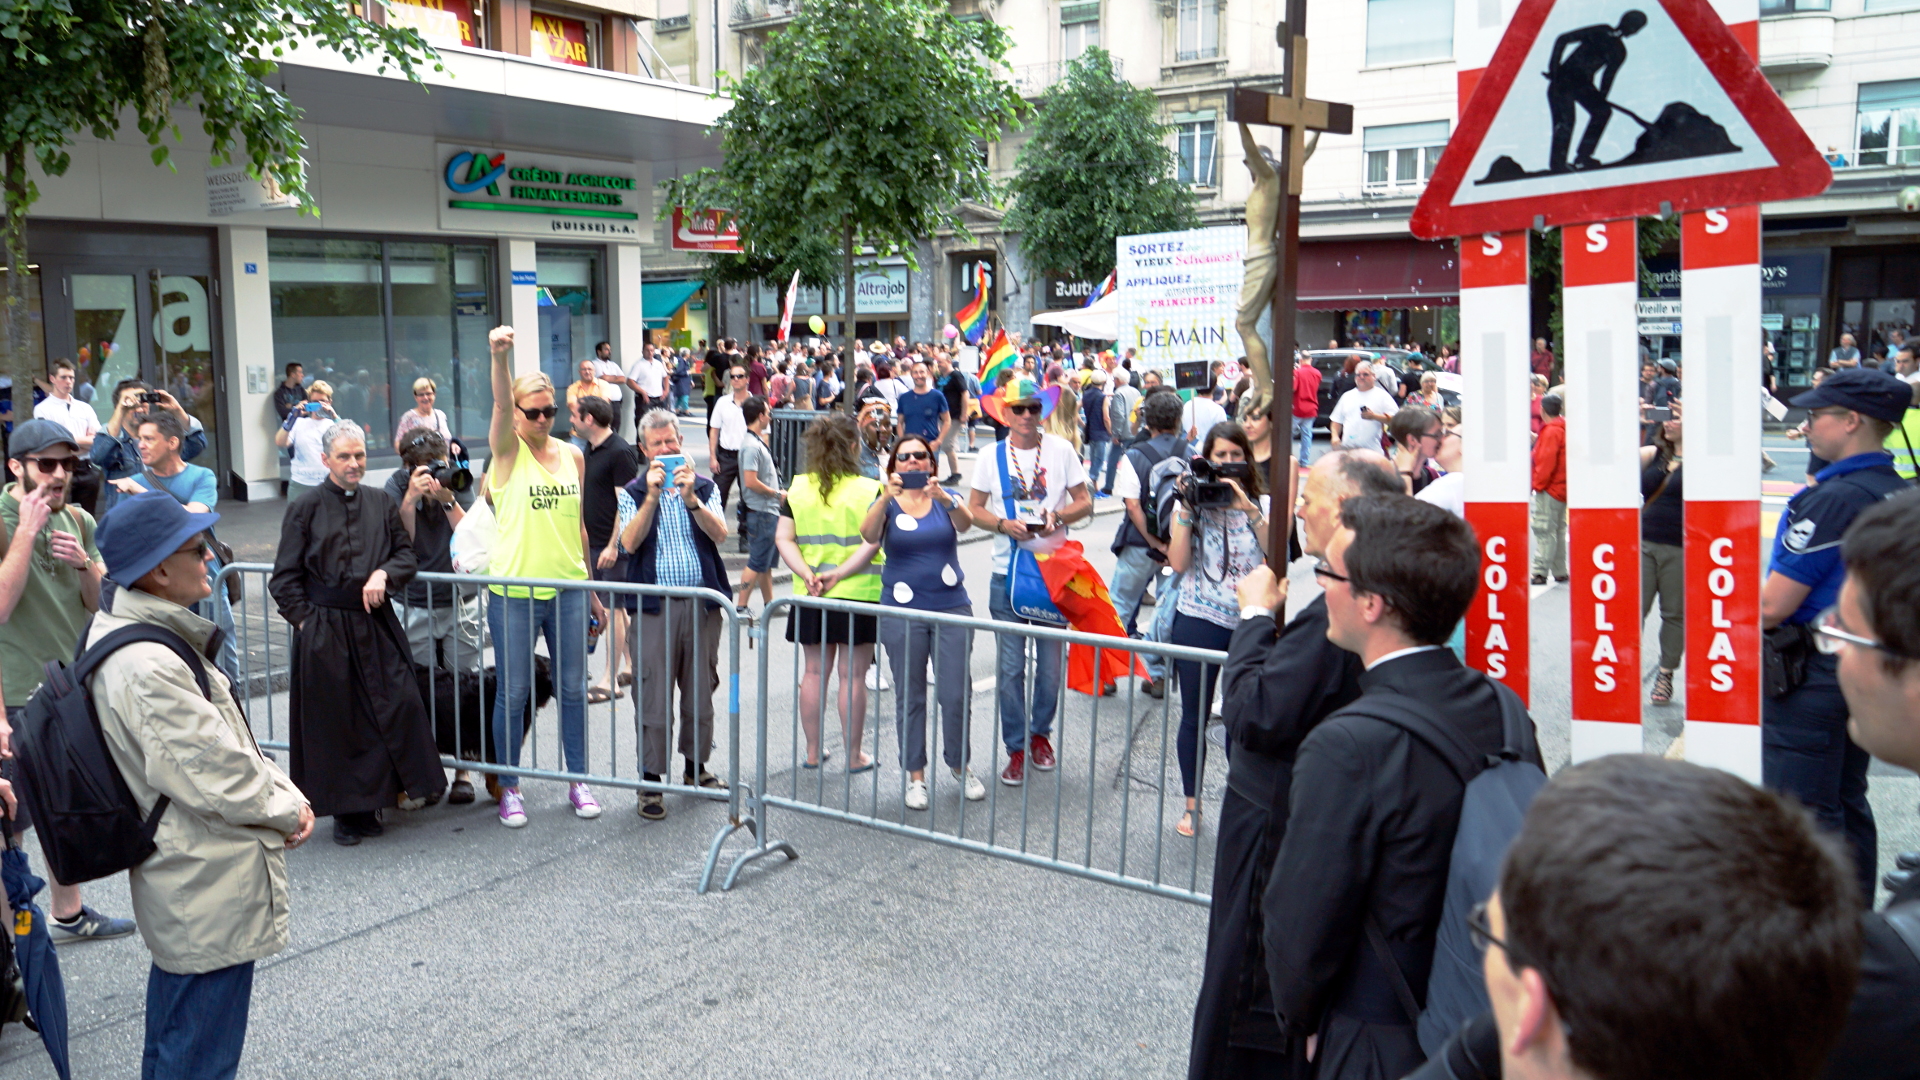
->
<box><xmin>1365</xmin><ymin>644</ymin><xmax>1445</xmax><ymax>671</ymax></box>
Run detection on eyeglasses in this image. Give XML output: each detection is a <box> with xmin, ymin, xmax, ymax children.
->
<box><xmin>168</xmin><ymin>537</ymin><xmax>211</xmax><ymax>561</ymax></box>
<box><xmin>1807</xmin><ymin>406</ymin><xmax>1854</xmax><ymax>421</ymax></box>
<box><xmin>23</xmin><ymin>456</ymin><xmax>79</xmax><ymax>476</ymax></box>
<box><xmin>414</xmin><ymin>390</ymin><xmax>434</xmax><ymax>398</ymax></box>
<box><xmin>1814</xmin><ymin>605</ymin><xmax>1904</xmax><ymax>657</ymax></box>
<box><xmin>895</xmin><ymin>450</ymin><xmax>931</xmax><ymax>462</ymax></box>
<box><xmin>1311</xmin><ymin>559</ymin><xmax>1349</xmax><ymax>585</ymax></box>
<box><xmin>1008</xmin><ymin>403</ymin><xmax>1042</xmax><ymax>416</ymax></box>
<box><xmin>1468</xmin><ymin>901</ymin><xmax>1509</xmax><ymax>956</ymax></box>
<box><xmin>519</xmin><ymin>405</ymin><xmax>558</xmax><ymax>421</ymax></box>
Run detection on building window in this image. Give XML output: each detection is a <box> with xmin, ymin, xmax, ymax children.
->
<box><xmin>1759</xmin><ymin>0</ymin><xmax>1829</xmax><ymax>12</ymax></box>
<box><xmin>1062</xmin><ymin>2</ymin><xmax>1099</xmax><ymax>63</ymax></box>
<box><xmin>385</xmin><ymin>0</ymin><xmax>486</xmax><ymax>49</ymax></box>
<box><xmin>1365</xmin><ymin>0</ymin><xmax>1453</xmax><ymax>66</ymax></box>
<box><xmin>1177</xmin><ymin>0</ymin><xmax>1220</xmax><ymax>61</ymax></box>
<box><xmin>1363</xmin><ymin>120</ymin><xmax>1449</xmax><ymax>193</ymax></box>
<box><xmin>1857</xmin><ymin>79</ymin><xmax>1920</xmax><ymax>167</ymax></box>
<box><xmin>531</xmin><ymin>6</ymin><xmax>598</xmax><ymax>68</ymax></box>
<box><xmin>1863</xmin><ymin>0</ymin><xmax>1920</xmax><ymax>10</ymax></box>
<box><xmin>1175</xmin><ymin>111</ymin><xmax>1218</xmax><ymax>187</ymax></box>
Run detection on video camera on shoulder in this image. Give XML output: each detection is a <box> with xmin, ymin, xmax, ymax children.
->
<box><xmin>1177</xmin><ymin>456</ymin><xmax>1247</xmax><ymax>510</ymax></box>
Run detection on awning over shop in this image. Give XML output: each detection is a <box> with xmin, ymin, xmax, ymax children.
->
<box><xmin>1298</xmin><ymin>238</ymin><xmax>1459</xmax><ymax>311</ymax></box>
<box><xmin>641</xmin><ymin>280</ymin><xmax>703</xmax><ymax>326</ymax></box>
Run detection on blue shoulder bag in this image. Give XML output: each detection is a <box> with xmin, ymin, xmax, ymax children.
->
<box><xmin>997</xmin><ymin>442</ymin><xmax>1067</xmax><ymax>627</ymax></box>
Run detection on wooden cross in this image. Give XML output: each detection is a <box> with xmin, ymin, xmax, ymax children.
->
<box><xmin>1228</xmin><ymin>33</ymin><xmax>1353</xmax><ymax>195</ymax></box>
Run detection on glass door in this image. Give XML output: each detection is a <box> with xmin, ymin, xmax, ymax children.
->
<box><xmin>150</xmin><ymin>272</ymin><xmax>219</xmax><ymax>464</ymax></box>
<box><xmin>71</xmin><ymin>274</ymin><xmax>145</xmax><ymax>411</ymax></box>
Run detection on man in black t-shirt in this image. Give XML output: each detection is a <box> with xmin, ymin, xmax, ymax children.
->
<box><xmin>386</xmin><ymin>428</ymin><xmax>477</xmax><ymax>676</ymax></box>
<box><xmin>577</xmin><ymin>395</ymin><xmax>639</xmax><ymax>701</ymax></box>
<box><xmin>273</xmin><ymin>363</ymin><xmax>307</xmax><ymax>421</ymax></box>
<box><xmin>934</xmin><ymin>354</ymin><xmax>968</xmax><ymax>483</ymax></box>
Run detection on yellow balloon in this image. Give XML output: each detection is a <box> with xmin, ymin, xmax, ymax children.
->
<box><xmin>808</xmin><ymin>315</ymin><xmax>826</xmax><ymax>335</ymax></box>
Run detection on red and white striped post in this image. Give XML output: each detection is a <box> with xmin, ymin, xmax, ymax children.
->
<box><xmin>1563</xmin><ymin>219</ymin><xmax>1643</xmax><ymax>761</ymax></box>
<box><xmin>1679</xmin><ymin>205</ymin><xmax>1764</xmax><ymax>781</ymax></box>
<box><xmin>1460</xmin><ymin>231</ymin><xmax>1533</xmax><ymax>698</ymax></box>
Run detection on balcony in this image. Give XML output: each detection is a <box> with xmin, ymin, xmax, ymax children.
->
<box><xmin>731</xmin><ymin>0</ymin><xmax>799</xmax><ymax>31</ymax></box>
<box><xmin>1009</xmin><ymin>57</ymin><xmax>1123</xmax><ymax>97</ymax></box>
<box><xmin>1759</xmin><ymin>12</ymin><xmax>1834</xmax><ymax>74</ymax></box>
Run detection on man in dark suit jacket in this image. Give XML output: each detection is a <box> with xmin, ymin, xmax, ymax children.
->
<box><xmin>1188</xmin><ymin>450</ymin><xmax>1402</xmax><ymax>1080</ymax></box>
<box><xmin>1264</xmin><ymin>494</ymin><xmax>1537</xmax><ymax>1080</ymax></box>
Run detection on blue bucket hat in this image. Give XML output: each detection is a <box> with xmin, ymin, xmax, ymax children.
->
<box><xmin>97</xmin><ymin>490</ymin><xmax>221</xmax><ymax>588</ymax></box>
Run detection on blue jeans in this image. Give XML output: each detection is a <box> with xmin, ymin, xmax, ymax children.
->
<box><xmin>1291</xmin><ymin>416</ymin><xmax>1315</xmax><ymax>466</ymax></box>
<box><xmin>1151</xmin><ymin>570</ymin><xmax>1184</xmax><ymax>667</ymax></box>
<box><xmin>487</xmin><ymin>588</ymin><xmax>589</xmax><ymax>788</ymax></box>
<box><xmin>988</xmin><ymin>573</ymin><xmax>1063</xmax><ymax>754</ymax></box>
<box><xmin>1171</xmin><ymin>612</ymin><xmax>1235</xmax><ymax>797</ymax></box>
<box><xmin>1108</xmin><ymin>544</ymin><xmax>1167</xmax><ymax>680</ymax></box>
<box><xmin>143</xmin><ymin>960</ymin><xmax>254</xmax><ymax>1080</ymax></box>
<box><xmin>1086</xmin><ymin>438</ymin><xmax>1113</xmax><ymax>492</ymax></box>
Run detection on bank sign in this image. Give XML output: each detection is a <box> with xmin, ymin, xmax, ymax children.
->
<box><xmin>437</xmin><ymin>144</ymin><xmax>651</xmax><ymax>242</ymax></box>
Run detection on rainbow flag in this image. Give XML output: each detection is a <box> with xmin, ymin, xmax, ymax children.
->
<box><xmin>954</xmin><ymin>262</ymin><xmax>989</xmax><ymax>344</ymax></box>
<box><xmin>977</xmin><ymin>328</ymin><xmax>1016</xmax><ymax>388</ymax></box>
<box><xmin>1033</xmin><ymin>540</ymin><xmax>1148</xmax><ymax>695</ymax></box>
<box><xmin>1084</xmin><ymin>270</ymin><xmax>1115</xmax><ymax>307</ymax></box>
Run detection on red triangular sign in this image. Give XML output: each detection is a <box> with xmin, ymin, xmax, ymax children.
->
<box><xmin>1411</xmin><ymin>0</ymin><xmax>1829</xmax><ymax>239</ymax></box>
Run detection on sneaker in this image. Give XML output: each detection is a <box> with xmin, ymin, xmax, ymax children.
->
<box><xmin>498</xmin><ymin>789</ymin><xmax>527</xmax><ymax>828</ymax></box>
<box><xmin>637</xmin><ymin>791</ymin><xmax>667</xmax><ymax>821</ymax></box>
<box><xmin>1000</xmin><ymin>750</ymin><xmax>1025</xmax><ymax>786</ymax></box>
<box><xmin>49</xmin><ymin>906</ymin><xmax>136</xmax><ymax>946</ymax></box>
<box><xmin>570</xmin><ymin>783</ymin><xmax>603</xmax><ymax>819</ymax></box>
<box><xmin>944</xmin><ymin>473</ymin><xmax>963</xmax><ymax>485</ymax></box>
<box><xmin>1030</xmin><ymin>734</ymin><xmax>1057</xmax><ymax>771</ymax></box>
<box><xmin>904</xmin><ymin>779</ymin><xmax>930</xmax><ymax>811</ymax></box>
<box><xmin>1142</xmin><ymin>677</ymin><xmax>1165</xmax><ymax>700</ymax></box>
<box><xmin>866</xmin><ymin>666</ymin><xmax>891</xmax><ymax>691</ymax></box>
<box><xmin>954</xmin><ymin>768</ymin><xmax>987</xmax><ymax>801</ymax></box>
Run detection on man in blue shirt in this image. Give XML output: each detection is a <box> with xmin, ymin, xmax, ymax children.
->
<box><xmin>1761</xmin><ymin>367</ymin><xmax>1914</xmax><ymax>901</ymax></box>
<box><xmin>894</xmin><ymin>360</ymin><xmax>950</xmax><ymax>448</ymax></box>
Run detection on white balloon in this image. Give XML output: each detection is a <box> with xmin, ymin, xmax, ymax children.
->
<box><xmin>894</xmin><ymin>513</ymin><xmax>919</xmax><ymax>531</ymax></box>
<box><xmin>893</xmin><ymin>581</ymin><xmax>914</xmax><ymax>604</ymax></box>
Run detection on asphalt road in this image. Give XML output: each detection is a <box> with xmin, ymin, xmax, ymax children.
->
<box><xmin>5</xmin><ymin>421</ymin><xmax>1912</xmax><ymax>1078</ymax></box>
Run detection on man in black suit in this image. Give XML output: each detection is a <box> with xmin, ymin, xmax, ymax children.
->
<box><xmin>1264</xmin><ymin>494</ymin><xmax>1539</xmax><ymax>1080</ymax></box>
<box><xmin>1188</xmin><ymin>450</ymin><xmax>1402</xmax><ymax>1080</ymax></box>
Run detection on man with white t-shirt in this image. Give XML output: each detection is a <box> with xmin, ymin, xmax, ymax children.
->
<box><xmin>708</xmin><ymin>362</ymin><xmax>752</xmax><ymax>548</ymax></box>
<box><xmin>1181</xmin><ymin>386</ymin><xmax>1229</xmax><ymax>453</ymax></box>
<box><xmin>626</xmin><ymin>346</ymin><xmax>668</xmax><ymax>419</ymax></box>
<box><xmin>967</xmin><ymin>379</ymin><xmax>1093</xmax><ymax>786</ymax></box>
<box><xmin>1328</xmin><ymin>361</ymin><xmax>1397</xmax><ymax>451</ymax></box>
<box><xmin>590</xmin><ymin>340</ymin><xmax>628</xmax><ymax>428</ymax></box>
<box><xmin>35</xmin><ymin>358</ymin><xmax>102</xmax><ymax>512</ymax></box>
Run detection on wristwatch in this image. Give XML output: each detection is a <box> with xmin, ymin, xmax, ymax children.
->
<box><xmin>1240</xmin><ymin>605</ymin><xmax>1274</xmax><ymax>623</ymax></box>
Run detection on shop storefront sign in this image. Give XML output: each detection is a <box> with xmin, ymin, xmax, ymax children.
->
<box><xmin>670</xmin><ymin>208</ymin><xmax>742</xmax><ymax>251</ymax></box>
<box><xmin>438</xmin><ymin>144</ymin><xmax>648</xmax><ymax>241</ymax></box>
<box><xmin>855</xmin><ymin>264</ymin><xmax>909</xmax><ymax>314</ymax></box>
<box><xmin>1041</xmin><ymin>274</ymin><xmax>1098</xmax><ymax>310</ymax></box>
<box><xmin>1761</xmin><ymin>251</ymin><xmax>1825</xmax><ymax>295</ymax></box>
<box><xmin>531</xmin><ymin>11</ymin><xmax>592</xmax><ymax>67</ymax></box>
<box><xmin>206</xmin><ymin>164</ymin><xmax>298</xmax><ymax>216</ymax></box>
<box><xmin>385</xmin><ymin>0</ymin><xmax>480</xmax><ymax>49</ymax></box>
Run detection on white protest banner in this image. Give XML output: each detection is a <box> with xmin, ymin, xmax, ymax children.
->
<box><xmin>1115</xmin><ymin>226</ymin><xmax>1244</xmax><ymax>379</ymax></box>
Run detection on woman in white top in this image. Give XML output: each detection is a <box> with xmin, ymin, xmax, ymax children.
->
<box><xmin>394</xmin><ymin>375</ymin><xmax>452</xmax><ymax>451</ymax></box>
<box><xmin>274</xmin><ymin>380</ymin><xmax>338</xmax><ymax>500</ymax></box>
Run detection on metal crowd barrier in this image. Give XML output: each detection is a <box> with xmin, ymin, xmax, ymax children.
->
<box><xmin>215</xmin><ymin>563</ymin><xmax>770</xmax><ymax>893</ymax></box>
<box><xmin>715</xmin><ymin>594</ymin><xmax>1233</xmax><ymax>905</ymax></box>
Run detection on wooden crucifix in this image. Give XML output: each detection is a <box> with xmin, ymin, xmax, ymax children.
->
<box><xmin>1226</xmin><ymin>15</ymin><xmax>1353</xmax><ymax>568</ymax></box>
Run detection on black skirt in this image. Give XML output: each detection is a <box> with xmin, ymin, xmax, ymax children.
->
<box><xmin>785</xmin><ymin>601</ymin><xmax>879</xmax><ymax>646</ymax></box>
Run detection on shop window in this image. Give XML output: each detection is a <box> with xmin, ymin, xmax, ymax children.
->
<box><xmin>1176</xmin><ymin>112</ymin><xmax>1217</xmax><ymax>187</ymax></box>
<box><xmin>268</xmin><ymin>236</ymin><xmax>497</xmax><ymax>452</ymax></box>
<box><xmin>384</xmin><ymin>0</ymin><xmax>485</xmax><ymax>50</ymax></box>
<box><xmin>1176</xmin><ymin>0</ymin><xmax>1219</xmax><ymax>62</ymax></box>
<box><xmin>1856</xmin><ymin>79</ymin><xmax>1920</xmax><ymax>167</ymax></box>
<box><xmin>531</xmin><ymin>6</ymin><xmax>598</xmax><ymax>68</ymax></box>
<box><xmin>1364</xmin><ymin>120</ymin><xmax>1449</xmax><ymax>194</ymax></box>
<box><xmin>1365</xmin><ymin>0</ymin><xmax>1453</xmax><ymax>66</ymax></box>
<box><xmin>535</xmin><ymin>246</ymin><xmax>606</xmax><ymax>429</ymax></box>
<box><xmin>1759</xmin><ymin>0</ymin><xmax>1829</xmax><ymax>12</ymax></box>
<box><xmin>1062</xmin><ymin>3</ymin><xmax>1100</xmax><ymax>63</ymax></box>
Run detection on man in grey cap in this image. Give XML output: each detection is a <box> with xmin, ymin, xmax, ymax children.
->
<box><xmin>1761</xmin><ymin>366</ymin><xmax>1916</xmax><ymax>902</ymax></box>
<box><xmin>0</xmin><ymin>417</ymin><xmax>138</xmax><ymax>944</ymax></box>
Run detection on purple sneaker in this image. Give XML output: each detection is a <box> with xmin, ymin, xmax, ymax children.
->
<box><xmin>499</xmin><ymin>789</ymin><xmax>527</xmax><ymax>828</ymax></box>
<box><xmin>569</xmin><ymin>783</ymin><xmax>602</xmax><ymax>819</ymax></box>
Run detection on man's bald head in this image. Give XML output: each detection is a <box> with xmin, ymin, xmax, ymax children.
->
<box><xmin>1299</xmin><ymin>449</ymin><xmax>1399</xmax><ymax>557</ymax></box>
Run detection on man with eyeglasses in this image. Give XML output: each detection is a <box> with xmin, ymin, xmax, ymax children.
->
<box><xmin>709</xmin><ymin>363</ymin><xmax>753</xmax><ymax>549</ymax></box>
<box><xmin>0</xmin><ymin>419</ymin><xmax>138</xmax><ymax>944</ymax></box>
<box><xmin>1761</xmin><ymin>366</ymin><xmax>1914</xmax><ymax>903</ymax></box>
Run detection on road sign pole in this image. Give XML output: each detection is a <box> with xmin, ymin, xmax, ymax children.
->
<box><xmin>1563</xmin><ymin>219</ymin><xmax>1644</xmax><ymax>761</ymax></box>
<box><xmin>1680</xmin><ymin>205</ymin><xmax>1764</xmax><ymax>781</ymax></box>
<box><xmin>1460</xmin><ymin>231</ymin><xmax>1533</xmax><ymax>701</ymax></box>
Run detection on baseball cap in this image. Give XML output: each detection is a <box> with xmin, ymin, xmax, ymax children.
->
<box><xmin>1790</xmin><ymin>367</ymin><xmax>1913</xmax><ymax>424</ymax></box>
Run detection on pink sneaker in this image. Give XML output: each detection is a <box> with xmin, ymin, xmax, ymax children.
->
<box><xmin>498</xmin><ymin>789</ymin><xmax>527</xmax><ymax>828</ymax></box>
<box><xmin>569</xmin><ymin>783</ymin><xmax>602</xmax><ymax>819</ymax></box>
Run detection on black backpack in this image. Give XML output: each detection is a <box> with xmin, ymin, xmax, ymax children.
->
<box><xmin>11</xmin><ymin>624</ymin><xmax>214</xmax><ymax>886</ymax></box>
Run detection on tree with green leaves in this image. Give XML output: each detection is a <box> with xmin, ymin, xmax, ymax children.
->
<box><xmin>1530</xmin><ymin>215</ymin><xmax>1681</xmax><ymax>357</ymax></box>
<box><xmin>0</xmin><ymin>0</ymin><xmax>439</xmax><ymax>399</ymax></box>
<box><xmin>662</xmin><ymin>0</ymin><xmax>1027</xmax><ymax>407</ymax></box>
<box><xmin>1004</xmin><ymin>48</ymin><xmax>1197</xmax><ymax>284</ymax></box>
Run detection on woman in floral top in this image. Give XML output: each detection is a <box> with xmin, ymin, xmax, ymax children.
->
<box><xmin>1165</xmin><ymin>421</ymin><xmax>1269</xmax><ymax>838</ymax></box>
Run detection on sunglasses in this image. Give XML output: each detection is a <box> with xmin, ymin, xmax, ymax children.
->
<box><xmin>169</xmin><ymin>537</ymin><xmax>211</xmax><ymax>561</ymax></box>
<box><xmin>23</xmin><ymin>456</ymin><xmax>79</xmax><ymax>476</ymax></box>
<box><xmin>519</xmin><ymin>405</ymin><xmax>558</xmax><ymax>421</ymax></box>
<box><xmin>730</xmin><ymin>372</ymin><xmax>748</xmax><ymax>380</ymax></box>
<box><xmin>895</xmin><ymin>450</ymin><xmax>931</xmax><ymax>462</ymax></box>
<box><xmin>1007</xmin><ymin>403</ymin><xmax>1042</xmax><ymax>416</ymax></box>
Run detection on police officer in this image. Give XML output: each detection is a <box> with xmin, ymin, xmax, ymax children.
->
<box><xmin>1761</xmin><ymin>366</ymin><xmax>1915</xmax><ymax>903</ymax></box>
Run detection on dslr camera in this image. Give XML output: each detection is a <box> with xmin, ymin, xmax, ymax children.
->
<box><xmin>421</xmin><ymin>460</ymin><xmax>473</xmax><ymax>493</ymax></box>
<box><xmin>1177</xmin><ymin>456</ymin><xmax>1248</xmax><ymax>510</ymax></box>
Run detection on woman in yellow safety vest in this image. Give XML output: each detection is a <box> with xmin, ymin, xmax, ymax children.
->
<box><xmin>776</xmin><ymin>412</ymin><xmax>884</xmax><ymax>771</ymax></box>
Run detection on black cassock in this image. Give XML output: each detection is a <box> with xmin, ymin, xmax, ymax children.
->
<box><xmin>1188</xmin><ymin>594</ymin><xmax>1363</xmax><ymax>1080</ymax></box>
<box><xmin>270</xmin><ymin>478</ymin><xmax>446</xmax><ymax>817</ymax></box>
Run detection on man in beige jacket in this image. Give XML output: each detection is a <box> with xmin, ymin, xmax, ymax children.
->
<box><xmin>90</xmin><ymin>490</ymin><xmax>314</xmax><ymax>1079</ymax></box>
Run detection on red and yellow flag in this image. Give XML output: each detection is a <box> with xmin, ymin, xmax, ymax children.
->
<box><xmin>1033</xmin><ymin>540</ymin><xmax>1147</xmax><ymax>694</ymax></box>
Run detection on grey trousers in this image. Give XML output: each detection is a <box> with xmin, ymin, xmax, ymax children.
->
<box><xmin>881</xmin><ymin>607</ymin><xmax>974</xmax><ymax>773</ymax></box>
<box><xmin>1640</xmin><ymin>539</ymin><xmax>1685</xmax><ymax>671</ymax></box>
<box><xmin>631</xmin><ymin>598</ymin><xmax>721</xmax><ymax>777</ymax></box>
<box><xmin>1530</xmin><ymin>491</ymin><xmax>1568</xmax><ymax>578</ymax></box>
<box><xmin>394</xmin><ymin>591</ymin><xmax>483</xmax><ymax>674</ymax></box>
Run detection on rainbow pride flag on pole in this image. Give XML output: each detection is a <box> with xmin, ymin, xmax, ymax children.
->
<box><xmin>954</xmin><ymin>262</ymin><xmax>990</xmax><ymax>344</ymax></box>
<box><xmin>977</xmin><ymin>328</ymin><xmax>1016</xmax><ymax>388</ymax></box>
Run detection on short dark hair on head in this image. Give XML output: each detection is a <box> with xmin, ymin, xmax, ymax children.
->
<box><xmin>1141</xmin><ymin>389</ymin><xmax>1184</xmax><ymax>433</ymax></box>
<box><xmin>741</xmin><ymin>395</ymin><xmax>768</xmax><ymax>425</ymax></box>
<box><xmin>138</xmin><ymin>409</ymin><xmax>184</xmax><ymax>442</ymax></box>
<box><xmin>49</xmin><ymin>359</ymin><xmax>75</xmax><ymax>377</ymax></box>
<box><xmin>1501</xmin><ymin>755</ymin><xmax>1860</xmax><ymax>1080</ymax></box>
<box><xmin>1338</xmin><ymin>494</ymin><xmax>1478</xmax><ymax>643</ymax></box>
<box><xmin>400</xmin><ymin>427</ymin><xmax>449</xmax><ymax>469</ymax></box>
<box><xmin>1387</xmin><ymin>405</ymin><xmax>1439</xmax><ymax>447</ymax></box>
<box><xmin>575</xmin><ymin>395</ymin><xmax>614</xmax><ymax>429</ymax></box>
<box><xmin>1541</xmin><ymin>392</ymin><xmax>1564</xmax><ymax>417</ymax></box>
<box><xmin>285</xmin><ymin>362</ymin><xmax>303</xmax><ymax>376</ymax></box>
<box><xmin>595</xmin><ymin>340</ymin><xmax>611</xmax><ymax>353</ymax></box>
<box><xmin>1841</xmin><ymin>488</ymin><xmax>1920</xmax><ymax>673</ymax></box>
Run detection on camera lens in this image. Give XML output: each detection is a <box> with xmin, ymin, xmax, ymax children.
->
<box><xmin>429</xmin><ymin>463</ymin><xmax>473</xmax><ymax>493</ymax></box>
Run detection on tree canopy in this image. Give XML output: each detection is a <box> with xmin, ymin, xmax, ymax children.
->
<box><xmin>1003</xmin><ymin>48</ymin><xmax>1197</xmax><ymax>284</ymax></box>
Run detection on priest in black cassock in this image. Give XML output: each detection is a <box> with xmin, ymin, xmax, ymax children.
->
<box><xmin>270</xmin><ymin>418</ymin><xmax>446</xmax><ymax>847</ymax></box>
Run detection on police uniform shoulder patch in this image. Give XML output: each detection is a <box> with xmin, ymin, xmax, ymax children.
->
<box><xmin>1783</xmin><ymin>515</ymin><xmax>1818</xmax><ymax>554</ymax></box>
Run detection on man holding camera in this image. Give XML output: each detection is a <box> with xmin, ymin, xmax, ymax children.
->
<box><xmin>385</xmin><ymin>428</ymin><xmax>478</xmax><ymax>676</ymax></box>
